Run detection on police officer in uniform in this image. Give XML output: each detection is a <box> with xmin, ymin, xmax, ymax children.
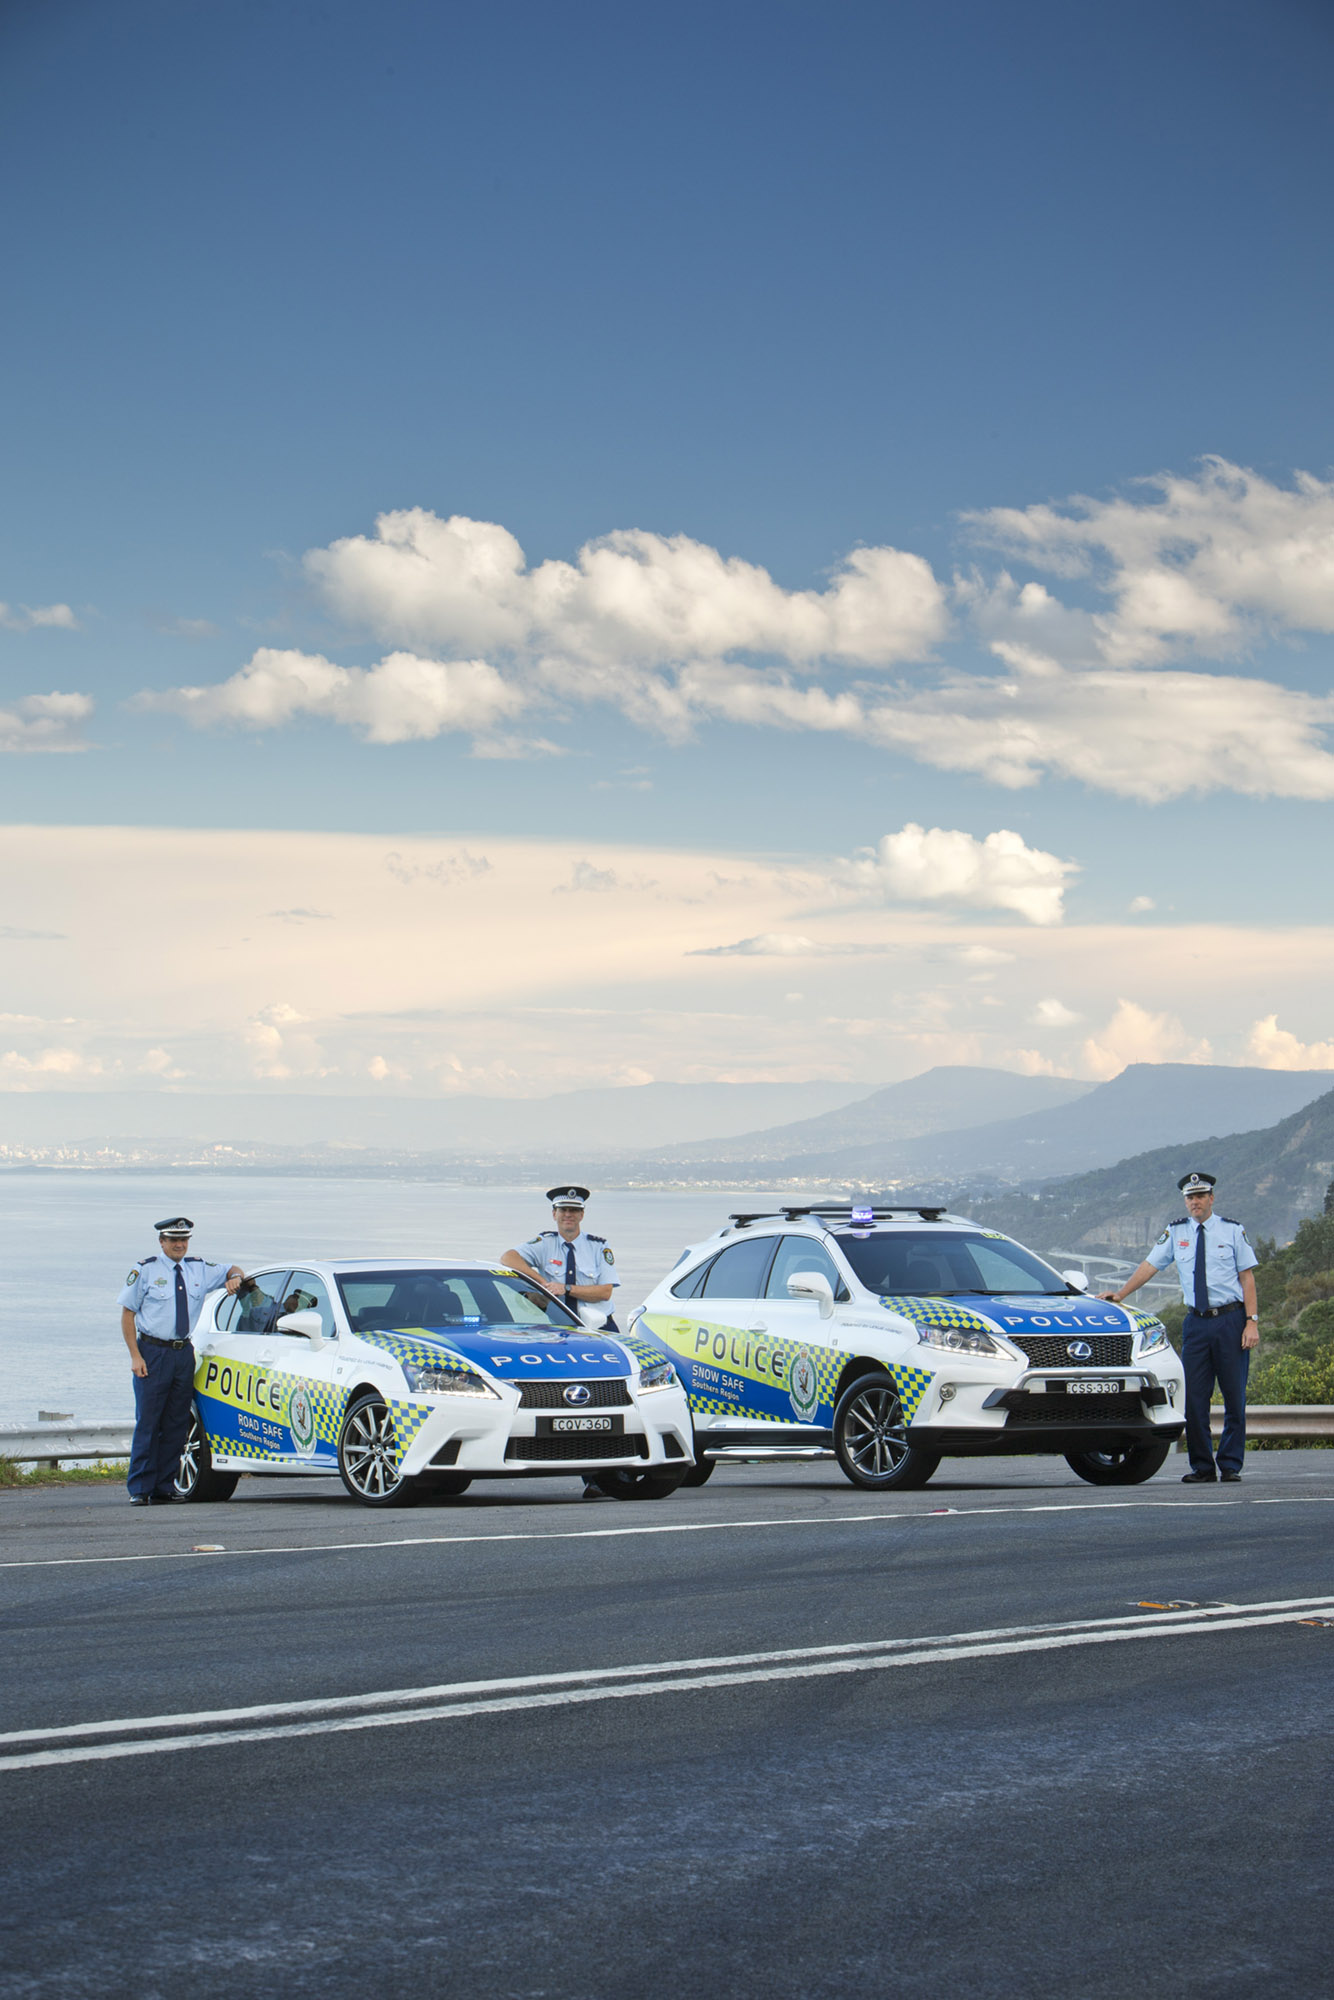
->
<box><xmin>500</xmin><ymin>1186</ymin><xmax>619</xmax><ymax>1331</ymax></box>
<box><xmin>118</xmin><ymin>1218</ymin><xmax>244</xmax><ymax>1505</ymax></box>
<box><xmin>1100</xmin><ymin>1171</ymin><xmax>1259</xmax><ymax>1484</ymax></box>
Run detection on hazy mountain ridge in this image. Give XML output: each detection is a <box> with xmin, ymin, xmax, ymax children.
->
<box><xmin>967</xmin><ymin>1085</ymin><xmax>1334</xmax><ymax>1256</ymax></box>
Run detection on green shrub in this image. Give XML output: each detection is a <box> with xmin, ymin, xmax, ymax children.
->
<box><xmin>1249</xmin><ymin>1343</ymin><xmax>1334</xmax><ymax>1405</ymax></box>
<box><xmin>1295</xmin><ymin>1297</ymin><xmax>1334</xmax><ymax>1342</ymax></box>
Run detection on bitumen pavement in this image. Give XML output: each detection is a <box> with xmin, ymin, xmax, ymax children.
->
<box><xmin>2</xmin><ymin>1452</ymin><xmax>1333</xmax><ymax>1998</ymax></box>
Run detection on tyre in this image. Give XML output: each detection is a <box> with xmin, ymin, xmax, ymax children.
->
<box><xmin>591</xmin><ymin>1466</ymin><xmax>690</xmax><ymax>1500</ymax></box>
<box><xmin>833</xmin><ymin>1372</ymin><xmax>940</xmax><ymax>1491</ymax></box>
<box><xmin>425</xmin><ymin>1473</ymin><xmax>473</xmax><ymax>1498</ymax></box>
<box><xmin>1064</xmin><ymin>1440</ymin><xmax>1173</xmax><ymax>1486</ymax></box>
<box><xmin>337</xmin><ymin>1392</ymin><xmax>423</xmax><ymax>1507</ymax></box>
<box><xmin>681</xmin><ymin>1427</ymin><xmax>716</xmax><ymax>1486</ymax></box>
<box><xmin>174</xmin><ymin>1410</ymin><xmax>239</xmax><ymax>1502</ymax></box>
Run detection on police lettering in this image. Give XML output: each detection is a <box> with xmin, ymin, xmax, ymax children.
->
<box><xmin>201</xmin><ymin>1356</ymin><xmax>283</xmax><ymax>1415</ymax></box>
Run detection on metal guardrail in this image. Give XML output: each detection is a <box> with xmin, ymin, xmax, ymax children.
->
<box><xmin>1213</xmin><ymin>1405</ymin><xmax>1334</xmax><ymax>1438</ymax></box>
<box><xmin>0</xmin><ymin>1423</ymin><xmax>132</xmax><ymax>1467</ymax></box>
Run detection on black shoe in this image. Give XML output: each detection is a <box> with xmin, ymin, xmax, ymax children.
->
<box><xmin>1181</xmin><ymin>1471</ymin><xmax>1218</xmax><ymax>1483</ymax></box>
<box><xmin>128</xmin><ymin>1495</ymin><xmax>151</xmax><ymax>1506</ymax></box>
<box><xmin>149</xmin><ymin>1492</ymin><xmax>178</xmax><ymax>1505</ymax></box>
<box><xmin>1219</xmin><ymin>1470</ymin><xmax>1242</xmax><ymax>1483</ymax></box>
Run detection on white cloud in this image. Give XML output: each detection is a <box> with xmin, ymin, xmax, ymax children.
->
<box><xmin>304</xmin><ymin>511</ymin><xmax>948</xmax><ymax>668</ymax></box>
<box><xmin>966</xmin><ymin>458</ymin><xmax>1334</xmax><ymax>667</ymax></box>
<box><xmin>138</xmin><ymin>646</ymin><xmax>522</xmax><ymax>745</ymax></box>
<box><xmin>1129</xmin><ymin>896</ymin><xmax>1156</xmax><ymax>914</ymax></box>
<box><xmin>691</xmin><ymin>933</ymin><xmax>882</xmax><ymax>957</ymax></box>
<box><xmin>843</xmin><ymin>823</ymin><xmax>1075</xmax><ymax>926</ymax></box>
<box><xmin>1032</xmin><ymin>997</ymin><xmax>1080</xmax><ymax>1027</ymax></box>
<box><xmin>863</xmin><ymin>645</ymin><xmax>1334</xmax><ymax>801</ymax></box>
<box><xmin>157</xmin><ymin>616</ymin><xmax>219</xmax><ymax>638</ymax></box>
<box><xmin>1245</xmin><ymin>1014</ymin><xmax>1334</xmax><ymax>1071</ymax></box>
<box><xmin>1081</xmin><ymin>999</ymin><xmax>1212</xmax><ymax>1081</ymax></box>
<box><xmin>952</xmin><ymin>945</ymin><xmax>1015</xmax><ymax>967</ymax></box>
<box><xmin>0</xmin><ymin>692</ymin><xmax>93</xmax><ymax>754</ymax></box>
<box><xmin>0</xmin><ymin>602</ymin><xmax>78</xmax><ymax>631</ymax></box>
<box><xmin>0</xmin><ymin>1046</ymin><xmax>103</xmax><ymax>1081</ymax></box>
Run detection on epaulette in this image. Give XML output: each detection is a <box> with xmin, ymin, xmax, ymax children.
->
<box><xmin>1220</xmin><ymin>1217</ymin><xmax>1241</xmax><ymax>1226</ymax></box>
<box><xmin>537</xmin><ymin>1229</ymin><xmax>557</xmax><ymax>1238</ymax></box>
<box><xmin>1169</xmin><ymin>1216</ymin><xmax>1187</xmax><ymax>1226</ymax></box>
<box><xmin>586</xmin><ymin>1233</ymin><xmax>606</xmax><ymax>1242</ymax></box>
<box><xmin>140</xmin><ymin>1254</ymin><xmax>159</xmax><ymax>1264</ymax></box>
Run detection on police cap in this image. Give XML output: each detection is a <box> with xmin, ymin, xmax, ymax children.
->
<box><xmin>546</xmin><ymin>1185</ymin><xmax>590</xmax><ymax>1208</ymax></box>
<box><xmin>155</xmin><ymin>1215</ymin><xmax>194</xmax><ymax>1237</ymax></box>
<box><xmin>1176</xmin><ymin>1172</ymin><xmax>1217</xmax><ymax>1195</ymax></box>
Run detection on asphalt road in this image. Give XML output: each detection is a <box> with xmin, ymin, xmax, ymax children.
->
<box><xmin>2</xmin><ymin>1452</ymin><xmax>1333</xmax><ymax>1999</ymax></box>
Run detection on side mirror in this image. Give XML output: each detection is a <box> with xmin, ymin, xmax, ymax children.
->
<box><xmin>787</xmin><ymin>1270</ymin><xmax>836</xmax><ymax>1319</ymax></box>
<box><xmin>1060</xmin><ymin>1270</ymin><xmax>1090</xmax><ymax>1293</ymax></box>
<box><xmin>577</xmin><ymin>1303</ymin><xmax>608</xmax><ymax>1331</ymax></box>
<box><xmin>276</xmin><ymin>1309</ymin><xmax>325</xmax><ymax>1348</ymax></box>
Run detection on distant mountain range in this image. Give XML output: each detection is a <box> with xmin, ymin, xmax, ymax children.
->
<box><xmin>968</xmin><ymin>1082</ymin><xmax>1334</xmax><ymax>1254</ymax></box>
<box><xmin>637</xmin><ymin>1064</ymin><xmax>1334</xmax><ymax>1186</ymax></box>
<box><xmin>0</xmin><ymin>1079</ymin><xmax>866</xmax><ymax>1158</ymax></box>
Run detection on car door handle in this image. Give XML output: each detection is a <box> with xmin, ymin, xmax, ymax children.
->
<box><xmin>748</xmin><ymin>1320</ymin><xmax>767</xmax><ymax>1333</ymax></box>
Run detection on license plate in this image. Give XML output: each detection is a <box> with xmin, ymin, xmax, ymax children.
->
<box><xmin>1062</xmin><ymin>1379</ymin><xmax>1122</xmax><ymax>1395</ymax></box>
<box><xmin>536</xmin><ymin>1414</ymin><xmax>621</xmax><ymax>1435</ymax></box>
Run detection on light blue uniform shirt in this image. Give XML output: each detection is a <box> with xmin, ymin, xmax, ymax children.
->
<box><xmin>1146</xmin><ymin>1214</ymin><xmax>1257</xmax><ymax>1309</ymax></box>
<box><xmin>514</xmin><ymin>1229</ymin><xmax>618</xmax><ymax>1294</ymax></box>
<box><xmin>117</xmin><ymin>1254</ymin><xmax>234</xmax><ymax>1341</ymax></box>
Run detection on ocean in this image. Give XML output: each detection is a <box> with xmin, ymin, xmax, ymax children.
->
<box><xmin>0</xmin><ymin>1172</ymin><xmax>774</xmax><ymax>1428</ymax></box>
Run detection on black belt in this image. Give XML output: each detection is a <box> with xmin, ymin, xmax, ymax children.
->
<box><xmin>1188</xmin><ymin>1302</ymin><xmax>1243</xmax><ymax>1319</ymax></box>
<box><xmin>140</xmin><ymin>1334</ymin><xmax>192</xmax><ymax>1349</ymax></box>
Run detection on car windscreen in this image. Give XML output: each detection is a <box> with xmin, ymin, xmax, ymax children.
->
<box><xmin>336</xmin><ymin>1269</ymin><xmax>583</xmax><ymax>1332</ymax></box>
<box><xmin>834</xmin><ymin>1231</ymin><xmax>1071</xmax><ymax>1297</ymax></box>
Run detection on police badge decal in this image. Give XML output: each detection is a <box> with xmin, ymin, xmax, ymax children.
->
<box><xmin>287</xmin><ymin>1380</ymin><xmax>317</xmax><ymax>1457</ymax></box>
<box><xmin>788</xmin><ymin>1345</ymin><xmax>820</xmax><ymax>1421</ymax></box>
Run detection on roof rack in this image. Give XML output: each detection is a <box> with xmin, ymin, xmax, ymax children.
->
<box><xmin>728</xmin><ymin>1204</ymin><xmax>947</xmax><ymax>1227</ymax></box>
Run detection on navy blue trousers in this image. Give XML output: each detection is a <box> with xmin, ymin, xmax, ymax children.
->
<box><xmin>1181</xmin><ymin>1304</ymin><xmax>1249</xmax><ymax>1476</ymax></box>
<box><xmin>127</xmin><ymin>1341</ymin><xmax>196</xmax><ymax>1498</ymax></box>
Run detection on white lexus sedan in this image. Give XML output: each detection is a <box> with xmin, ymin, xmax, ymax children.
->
<box><xmin>632</xmin><ymin>1204</ymin><xmax>1186</xmax><ymax>1490</ymax></box>
<box><xmin>175</xmin><ymin>1260</ymin><xmax>693</xmax><ymax>1507</ymax></box>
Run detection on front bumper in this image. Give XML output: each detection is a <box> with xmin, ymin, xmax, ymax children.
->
<box><xmin>906</xmin><ymin>1364</ymin><xmax>1184</xmax><ymax>1456</ymax></box>
<box><xmin>396</xmin><ymin>1383</ymin><xmax>695</xmax><ymax>1476</ymax></box>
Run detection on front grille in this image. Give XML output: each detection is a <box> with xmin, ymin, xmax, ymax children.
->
<box><xmin>1007</xmin><ymin>1392</ymin><xmax>1146</xmax><ymax>1426</ymax></box>
<box><xmin>1009</xmin><ymin>1334</ymin><xmax>1134</xmax><ymax>1367</ymax></box>
<box><xmin>663</xmin><ymin>1435</ymin><xmax>685</xmax><ymax>1459</ymax></box>
<box><xmin>504</xmin><ymin>1433</ymin><xmax>649</xmax><ymax>1462</ymax></box>
<box><xmin>428</xmin><ymin>1440</ymin><xmax>461</xmax><ymax>1466</ymax></box>
<box><xmin>512</xmin><ymin>1379</ymin><xmax>631</xmax><ymax>1408</ymax></box>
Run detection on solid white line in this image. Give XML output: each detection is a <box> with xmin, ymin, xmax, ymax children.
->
<box><xmin>2</xmin><ymin>1492</ymin><xmax>1332</xmax><ymax>1571</ymax></box>
<box><xmin>25</xmin><ymin>1595</ymin><xmax>1334</xmax><ymax>1747</ymax></box>
<box><xmin>0</xmin><ymin>1603</ymin><xmax>1320</xmax><ymax>1773</ymax></box>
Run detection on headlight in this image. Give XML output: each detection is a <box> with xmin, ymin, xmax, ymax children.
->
<box><xmin>404</xmin><ymin>1363</ymin><xmax>499</xmax><ymax>1398</ymax></box>
<box><xmin>638</xmin><ymin>1359</ymin><xmax>678</xmax><ymax>1393</ymax></box>
<box><xmin>914</xmin><ymin>1323</ymin><xmax>1006</xmax><ymax>1357</ymax></box>
<box><xmin>1136</xmin><ymin>1321</ymin><xmax>1170</xmax><ymax>1356</ymax></box>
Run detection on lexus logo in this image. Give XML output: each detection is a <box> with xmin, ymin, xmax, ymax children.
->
<box><xmin>563</xmin><ymin>1384</ymin><xmax>592</xmax><ymax>1407</ymax></box>
<box><xmin>1067</xmin><ymin>1340</ymin><xmax>1093</xmax><ymax>1361</ymax></box>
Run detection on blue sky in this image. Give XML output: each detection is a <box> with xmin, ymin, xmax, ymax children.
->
<box><xmin>3</xmin><ymin>0</ymin><xmax>1333</xmax><ymax>1098</ymax></box>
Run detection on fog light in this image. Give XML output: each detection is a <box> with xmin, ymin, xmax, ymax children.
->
<box><xmin>938</xmin><ymin>1384</ymin><xmax>956</xmax><ymax>1404</ymax></box>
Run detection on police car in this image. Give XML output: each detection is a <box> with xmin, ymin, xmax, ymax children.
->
<box><xmin>631</xmin><ymin>1205</ymin><xmax>1186</xmax><ymax>1490</ymax></box>
<box><xmin>174</xmin><ymin>1259</ymin><xmax>693</xmax><ymax>1507</ymax></box>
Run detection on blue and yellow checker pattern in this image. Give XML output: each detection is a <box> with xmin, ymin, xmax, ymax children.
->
<box><xmin>878</xmin><ymin>1296</ymin><xmax>999</xmax><ymax>1335</ymax></box>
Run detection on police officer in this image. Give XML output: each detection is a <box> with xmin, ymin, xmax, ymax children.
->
<box><xmin>118</xmin><ymin>1217</ymin><xmax>244</xmax><ymax>1505</ymax></box>
<box><xmin>500</xmin><ymin>1186</ymin><xmax>619</xmax><ymax>1331</ymax></box>
<box><xmin>1100</xmin><ymin>1171</ymin><xmax>1259</xmax><ymax>1485</ymax></box>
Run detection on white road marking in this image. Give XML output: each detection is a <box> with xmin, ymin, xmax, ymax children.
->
<box><xmin>2</xmin><ymin>1493</ymin><xmax>1332</xmax><ymax>1572</ymax></box>
<box><xmin>2</xmin><ymin>1594</ymin><xmax>1327</xmax><ymax>1773</ymax></box>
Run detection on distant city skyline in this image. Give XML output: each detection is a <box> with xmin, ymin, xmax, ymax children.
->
<box><xmin>2</xmin><ymin>0</ymin><xmax>1331</xmax><ymax>1097</ymax></box>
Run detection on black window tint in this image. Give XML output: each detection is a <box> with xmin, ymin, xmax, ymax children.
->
<box><xmin>282</xmin><ymin>1271</ymin><xmax>337</xmax><ymax>1339</ymax></box>
<box><xmin>699</xmin><ymin>1235</ymin><xmax>778</xmax><ymax>1300</ymax></box>
<box><xmin>234</xmin><ymin>1271</ymin><xmax>292</xmax><ymax>1334</ymax></box>
<box><xmin>670</xmin><ymin>1257</ymin><xmax>714</xmax><ymax>1300</ymax></box>
<box><xmin>833</xmin><ymin>1231</ymin><xmax>1066</xmax><ymax>1296</ymax></box>
<box><xmin>766</xmin><ymin>1236</ymin><xmax>849</xmax><ymax>1302</ymax></box>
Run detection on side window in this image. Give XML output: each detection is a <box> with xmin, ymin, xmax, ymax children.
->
<box><xmin>214</xmin><ymin>1290</ymin><xmax>242</xmax><ymax>1333</ymax></box>
<box><xmin>699</xmin><ymin>1235</ymin><xmax>778</xmax><ymax>1300</ymax></box>
<box><xmin>670</xmin><ymin>1257</ymin><xmax>715</xmax><ymax>1300</ymax></box>
<box><xmin>234</xmin><ymin>1271</ymin><xmax>292</xmax><ymax>1335</ymax></box>
<box><xmin>766</xmin><ymin>1235</ymin><xmax>850</xmax><ymax>1302</ymax></box>
<box><xmin>281</xmin><ymin>1270</ymin><xmax>337</xmax><ymax>1339</ymax></box>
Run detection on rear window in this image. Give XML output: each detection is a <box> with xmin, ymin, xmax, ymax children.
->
<box><xmin>337</xmin><ymin>1269</ymin><xmax>582</xmax><ymax>1331</ymax></box>
<box><xmin>834</xmin><ymin>1231</ymin><xmax>1068</xmax><ymax>1297</ymax></box>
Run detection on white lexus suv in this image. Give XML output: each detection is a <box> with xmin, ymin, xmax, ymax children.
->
<box><xmin>631</xmin><ymin>1204</ymin><xmax>1185</xmax><ymax>1490</ymax></box>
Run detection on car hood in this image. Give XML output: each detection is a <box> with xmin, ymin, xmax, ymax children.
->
<box><xmin>356</xmin><ymin>1325</ymin><xmax>632</xmax><ymax>1378</ymax></box>
<box><xmin>877</xmin><ymin>1293</ymin><xmax>1141</xmax><ymax>1339</ymax></box>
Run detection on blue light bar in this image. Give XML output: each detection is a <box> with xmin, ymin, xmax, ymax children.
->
<box><xmin>850</xmin><ymin>1206</ymin><xmax>874</xmax><ymax>1225</ymax></box>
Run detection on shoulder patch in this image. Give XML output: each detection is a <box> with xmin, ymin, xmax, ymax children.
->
<box><xmin>1156</xmin><ymin>1230</ymin><xmax>1170</xmax><ymax>1244</ymax></box>
<box><xmin>602</xmin><ymin>1246</ymin><xmax>615</xmax><ymax>1265</ymax></box>
<box><xmin>125</xmin><ymin>1268</ymin><xmax>139</xmax><ymax>1284</ymax></box>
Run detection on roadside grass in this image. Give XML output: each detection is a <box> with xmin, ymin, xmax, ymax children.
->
<box><xmin>0</xmin><ymin>1455</ymin><xmax>129</xmax><ymax>1488</ymax></box>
